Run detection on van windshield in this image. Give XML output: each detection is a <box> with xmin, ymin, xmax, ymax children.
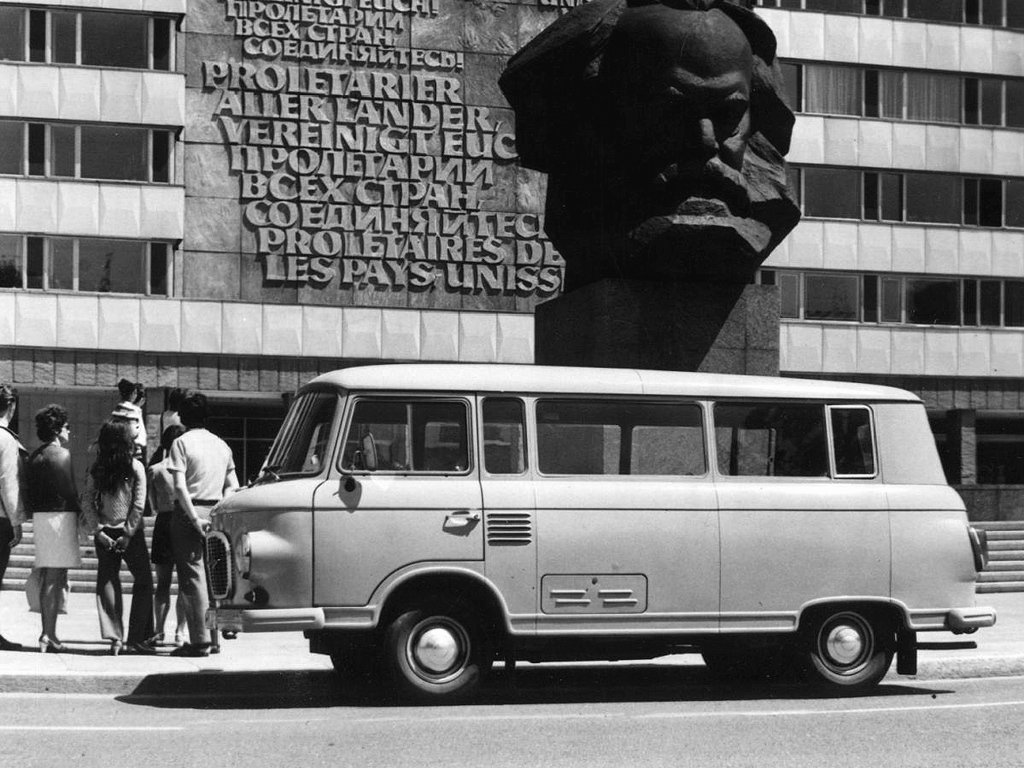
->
<box><xmin>258</xmin><ymin>390</ymin><xmax>338</xmax><ymax>480</ymax></box>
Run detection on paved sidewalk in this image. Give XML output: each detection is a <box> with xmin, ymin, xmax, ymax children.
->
<box><xmin>0</xmin><ymin>590</ymin><xmax>1019</xmax><ymax>695</ymax></box>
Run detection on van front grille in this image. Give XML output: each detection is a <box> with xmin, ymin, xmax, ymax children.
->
<box><xmin>486</xmin><ymin>512</ymin><xmax>533</xmax><ymax>546</ymax></box>
<box><xmin>204</xmin><ymin>531</ymin><xmax>234</xmax><ymax>600</ymax></box>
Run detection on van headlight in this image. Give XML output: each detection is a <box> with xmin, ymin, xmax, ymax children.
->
<box><xmin>234</xmin><ymin>533</ymin><xmax>252</xmax><ymax>579</ymax></box>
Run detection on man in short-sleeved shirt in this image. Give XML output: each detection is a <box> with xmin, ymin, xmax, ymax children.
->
<box><xmin>166</xmin><ymin>391</ymin><xmax>238</xmax><ymax>656</ymax></box>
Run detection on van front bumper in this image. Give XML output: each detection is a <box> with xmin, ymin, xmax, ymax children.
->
<box><xmin>207</xmin><ymin>607</ymin><xmax>326</xmax><ymax>633</ymax></box>
<box><xmin>946</xmin><ymin>606</ymin><xmax>997</xmax><ymax>633</ymax></box>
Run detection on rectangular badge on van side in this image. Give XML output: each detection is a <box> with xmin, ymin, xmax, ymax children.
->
<box><xmin>541</xmin><ymin>574</ymin><xmax>648</xmax><ymax>614</ymax></box>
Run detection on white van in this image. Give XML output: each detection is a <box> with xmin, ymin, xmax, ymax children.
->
<box><xmin>204</xmin><ymin>364</ymin><xmax>994</xmax><ymax>701</ymax></box>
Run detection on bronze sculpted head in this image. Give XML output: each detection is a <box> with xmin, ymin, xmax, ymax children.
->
<box><xmin>500</xmin><ymin>0</ymin><xmax>799</xmax><ymax>291</ymax></box>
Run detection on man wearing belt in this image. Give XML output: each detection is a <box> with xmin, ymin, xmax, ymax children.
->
<box><xmin>166</xmin><ymin>391</ymin><xmax>238</xmax><ymax>657</ymax></box>
<box><xmin>0</xmin><ymin>384</ymin><xmax>26</xmax><ymax>651</ymax></box>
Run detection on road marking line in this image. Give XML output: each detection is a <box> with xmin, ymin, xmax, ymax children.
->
<box><xmin>0</xmin><ymin>726</ymin><xmax>183</xmax><ymax>732</ymax></box>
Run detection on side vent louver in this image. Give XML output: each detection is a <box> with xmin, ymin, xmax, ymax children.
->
<box><xmin>486</xmin><ymin>512</ymin><xmax>533</xmax><ymax>546</ymax></box>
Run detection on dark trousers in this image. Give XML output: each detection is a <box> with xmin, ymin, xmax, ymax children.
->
<box><xmin>169</xmin><ymin>511</ymin><xmax>211</xmax><ymax>646</ymax></box>
<box><xmin>0</xmin><ymin>518</ymin><xmax>12</xmax><ymax>584</ymax></box>
<box><xmin>94</xmin><ymin>526</ymin><xmax>154</xmax><ymax>644</ymax></box>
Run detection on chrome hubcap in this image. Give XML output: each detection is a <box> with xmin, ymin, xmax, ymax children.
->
<box><xmin>824</xmin><ymin>625</ymin><xmax>865</xmax><ymax>666</ymax></box>
<box><xmin>407</xmin><ymin>617</ymin><xmax>470</xmax><ymax>682</ymax></box>
<box><xmin>414</xmin><ymin>626</ymin><xmax>461</xmax><ymax>674</ymax></box>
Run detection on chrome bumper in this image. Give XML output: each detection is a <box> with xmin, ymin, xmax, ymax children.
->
<box><xmin>946</xmin><ymin>606</ymin><xmax>997</xmax><ymax>633</ymax></box>
<box><xmin>207</xmin><ymin>607</ymin><xmax>326</xmax><ymax>633</ymax></box>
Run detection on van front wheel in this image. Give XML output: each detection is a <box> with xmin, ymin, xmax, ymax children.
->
<box><xmin>805</xmin><ymin>610</ymin><xmax>893</xmax><ymax>690</ymax></box>
<box><xmin>384</xmin><ymin>602</ymin><xmax>490</xmax><ymax>703</ymax></box>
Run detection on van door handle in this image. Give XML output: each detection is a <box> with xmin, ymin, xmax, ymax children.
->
<box><xmin>443</xmin><ymin>510</ymin><xmax>481</xmax><ymax>530</ymax></box>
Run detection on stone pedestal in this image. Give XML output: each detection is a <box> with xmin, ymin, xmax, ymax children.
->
<box><xmin>534</xmin><ymin>279</ymin><xmax>780</xmax><ymax>375</ymax></box>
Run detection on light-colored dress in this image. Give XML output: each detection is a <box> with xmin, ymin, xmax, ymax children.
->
<box><xmin>33</xmin><ymin>512</ymin><xmax>82</xmax><ymax>568</ymax></box>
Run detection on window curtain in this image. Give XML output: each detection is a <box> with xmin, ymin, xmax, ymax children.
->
<box><xmin>906</xmin><ymin>73</ymin><xmax>962</xmax><ymax>123</ymax></box>
<box><xmin>879</xmin><ymin>71</ymin><xmax>903</xmax><ymax>119</ymax></box>
<box><xmin>804</xmin><ymin>65</ymin><xmax>862</xmax><ymax>116</ymax></box>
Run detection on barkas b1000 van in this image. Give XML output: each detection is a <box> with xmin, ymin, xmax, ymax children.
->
<box><xmin>204</xmin><ymin>364</ymin><xmax>995</xmax><ymax>702</ymax></box>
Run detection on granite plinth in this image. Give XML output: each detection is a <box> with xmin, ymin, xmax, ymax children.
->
<box><xmin>534</xmin><ymin>279</ymin><xmax>779</xmax><ymax>376</ymax></box>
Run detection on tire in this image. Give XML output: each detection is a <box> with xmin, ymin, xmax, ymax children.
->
<box><xmin>383</xmin><ymin>601</ymin><xmax>491</xmax><ymax>703</ymax></box>
<box><xmin>803</xmin><ymin>609</ymin><xmax>893</xmax><ymax>691</ymax></box>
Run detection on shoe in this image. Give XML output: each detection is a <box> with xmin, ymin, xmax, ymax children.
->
<box><xmin>0</xmin><ymin>635</ymin><xmax>22</xmax><ymax>651</ymax></box>
<box><xmin>125</xmin><ymin>641</ymin><xmax>157</xmax><ymax>656</ymax></box>
<box><xmin>39</xmin><ymin>636</ymin><xmax>64</xmax><ymax>654</ymax></box>
<box><xmin>110</xmin><ymin>640</ymin><xmax>123</xmax><ymax>656</ymax></box>
<box><xmin>170</xmin><ymin>643</ymin><xmax>211</xmax><ymax>658</ymax></box>
<box><xmin>173</xmin><ymin>631</ymin><xmax>185</xmax><ymax>648</ymax></box>
<box><xmin>147</xmin><ymin>633</ymin><xmax>164</xmax><ymax>646</ymax></box>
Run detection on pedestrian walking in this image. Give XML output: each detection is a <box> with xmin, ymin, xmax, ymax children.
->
<box><xmin>0</xmin><ymin>384</ymin><xmax>26</xmax><ymax>651</ymax></box>
<box><xmin>147</xmin><ymin>424</ymin><xmax>188</xmax><ymax>647</ymax></box>
<box><xmin>166</xmin><ymin>392</ymin><xmax>238</xmax><ymax>657</ymax></box>
<box><xmin>24</xmin><ymin>404</ymin><xmax>81</xmax><ymax>653</ymax></box>
<box><xmin>81</xmin><ymin>420</ymin><xmax>155</xmax><ymax>655</ymax></box>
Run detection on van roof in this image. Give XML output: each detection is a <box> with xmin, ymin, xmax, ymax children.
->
<box><xmin>303</xmin><ymin>364</ymin><xmax>921</xmax><ymax>403</ymax></box>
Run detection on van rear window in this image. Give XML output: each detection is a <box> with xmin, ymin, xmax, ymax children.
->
<box><xmin>536</xmin><ymin>400</ymin><xmax>705</xmax><ymax>476</ymax></box>
<box><xmin>714</xmin><ymin>402</ymin><xmax>828</xmax><ymax>477</ymax></box>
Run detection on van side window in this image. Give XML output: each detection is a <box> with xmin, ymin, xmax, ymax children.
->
<box><xmin>262</xmin><ymin>391</ymin><xmax>337</xmax><ymax>477</ymax></box>
<box><xmin>341</xmin><ymin>399</ymin><xmax>470</xmax><ymax>473</ymax></box>
<box><xmin>536</xmin><ymin>400</ymin><xmax>705</xmax><ymax>476</ymax></box>
<box><xmin>830</xmin><ymin>406</ymin><xmax>876</xmax><ymax>477</ymax></box>
<box><xmin>482</xmin><ymin>398</ymin><xmax>526</xmax><ymax>474</ymax></box>
<box><xmin>714</xmin><ymin>402</ymin><xmax>828</xmax><ymax>477</ymax></box>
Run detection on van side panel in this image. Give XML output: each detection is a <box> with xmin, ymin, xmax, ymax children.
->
<box><xmin>873</xmin><ymin>403</ymin><xmax>947</xmax><ymax>485</ymax></box>
<box><xmin>888</xmin><ymin>485</ymin><xmax>977</xmax><ymax>620</ymax></box>
<box><xmin>718</xmin><ymin>482</ymin><xmax>890</xmax><ymax>629</ymax></box>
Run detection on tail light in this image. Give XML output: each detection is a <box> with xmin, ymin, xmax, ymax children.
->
<box><xmin>968</xmin><ymin>526</ymin><xmax>988</xmax><ymax>573</ymax></box>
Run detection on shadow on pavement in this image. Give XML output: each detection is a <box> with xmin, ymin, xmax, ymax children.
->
<box><xmin>117</xmin><ymin>663</ymin><xmax>954</xmax><ymax>710</ymax></box>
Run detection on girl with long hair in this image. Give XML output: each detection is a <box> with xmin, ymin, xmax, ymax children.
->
<box><xmin>81</xmin><ymin>420</ymin><xmax>155</xmax><ymax>655</ymax></box>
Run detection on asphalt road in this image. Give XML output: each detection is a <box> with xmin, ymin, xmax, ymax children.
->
<box><xmin>1</xmin><ymin>667</ymin><xmax>1023</xmax><ymax>768</ymax></box>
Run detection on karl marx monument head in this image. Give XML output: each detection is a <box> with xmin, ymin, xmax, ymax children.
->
<box><xmin>500</xmin><ymin>0</ymin><xmax>800</xmax><ymax>291</ymax></box>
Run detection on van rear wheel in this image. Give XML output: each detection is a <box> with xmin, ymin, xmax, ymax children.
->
<box><xmin>804</xmin><ymin>609</ymin><xmax>893</xmax><ymax>690</ymax></box>
<box><xmin>383</xmin><ymin>600</ymin><xmax>491</xmax><ymax>703</ymax></box>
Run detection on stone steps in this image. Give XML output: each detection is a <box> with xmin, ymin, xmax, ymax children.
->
<box><xmin>974</xmin><ymin>521</ymin><xmax>1024</xmax><ymax>593</ymax></box>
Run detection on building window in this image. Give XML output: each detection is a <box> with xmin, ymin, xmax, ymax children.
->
<box><xmin>780</xmin><ymin>272</ymin><xmax>801</xmax><ymax>318</ymax></box>
<box><xmin>795</xmin><ymin>166</ymin><xmax>1023</xmax><ymax>229</ymax></box>
<box><xmin>906</xmin><ymin>279</ymin><xmax>960</xmax><ymax>325</ymax></box>
<box><xmin>804</xmin><ymin>64</ymin><xmax>863</xmax><ymax>117</ymax></box>
<box><xmin>881</xmin><ymin>277</ymin><xmax>902</xmax><ymax>322</ymax></box>
<box><xmin>0</xmin><ymin>121</ymin><xmax>174</xmax><ymax>184</ymax></box>
<box><xmin>804</xmin><ymin>274</ymin><xmax>860</xmax><ymax>321</ymax></box>
<box><xmin>0</xmin><ymin>234</ymin><xmax>171</xmax><ymax>296</ymax></box>
<box><xmin>0</xmin><ymin>7</ymin><xmax>174</xmax><ymax>70</ymax></box>
<box><xmin>904</xmin><ymin>173</ymin><xmax>963</xmax><ymax>224</ymax></box>
<box><xmin>785</xmin><ymin>62</ymin><xmax>1024</xmax><ymax>129</ymax></box>
<box><xmin>758</xmin><ymin>0</ymin><xmax>1024</xmax><ymax>28</ymax></box>
<box><xmin>802</xmin><ymin>167</ymin><xmax>862</xmax><ymax>219</ymax></box>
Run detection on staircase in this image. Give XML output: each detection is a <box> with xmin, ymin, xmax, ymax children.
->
<box><xmin>5</xmin><ymin>517</ymin><xmax>161</xmax><ymax>594</ymax></box>
<box><xmin>974</xmin><ymin>521</ymin><xmax>1024</xmax><ymax>594</ymax></box>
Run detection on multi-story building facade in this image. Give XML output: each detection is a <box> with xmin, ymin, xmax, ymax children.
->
<box><xmin>754</xmin><ymin>0</ymin><xmax>1024</xmax><ymax>519</ymax></box>
<box><xmin>0</xmin><ymin>0</ymin><xmax>1022</xmax><ymax>523</ymax></box>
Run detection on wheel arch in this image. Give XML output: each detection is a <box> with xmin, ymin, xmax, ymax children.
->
<box><xmin>796</xmin><ymin>597</ymin><xmax>906</xmax><ymax>635</ymax></box>
<box><xmin>376</xmin><ymin>567</ymin><xmax>510</xmax><ymax>649</ymax></box>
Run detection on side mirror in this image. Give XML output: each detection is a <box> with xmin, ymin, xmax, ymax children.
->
<box><xmin>343</xmin><ymin>476</ymin><xmax>357</xmax><ymax>493</ymax></box>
